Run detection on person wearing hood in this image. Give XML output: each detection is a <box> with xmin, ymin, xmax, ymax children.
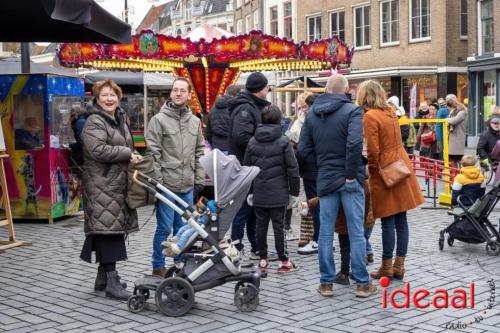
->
<box><xmin>79</xmin><ymin>79</ymin><xmax>141</xmax><ymax>300</ymax></box>
<box><xmin>477</xmin><ymin>115</ymin><xmax>500</xmax><ymax>167</ymax></box>
<box><xmin>227</xmin><ymin>72</ymin><xmax>271</xmax><ymax>257</ymax></box>
<box><xmin>206</xmin><ymin>84</ymin><xmax>240</xmax><ymax>153</ymax></box>
<box><xmin>244</xmin><ymin>104</ymin><xmax>300</xmax><ymax>273</ymax></box>
<box><xmin>298</xmin><ymin>74</ymin><xmax>376</xmax><ymax>298</ymax></box>
<box><xmin>146</xmin><ymin>78</ymin><xmax>205</xmax><ymax>277</ymax></box>
<box><xmin>451</xmin><ymin>155</ymin><xmax>485</xmax><ymax>206</ymax></box>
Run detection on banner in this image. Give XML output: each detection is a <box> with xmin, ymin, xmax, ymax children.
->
<box><xmin>409</xmin><ymin>83</ymin><xmax>417</xmax><ymax>119</ymax></box>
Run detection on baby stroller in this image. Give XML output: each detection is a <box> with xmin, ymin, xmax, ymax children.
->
<box><xmin>439</xmin><ymin>182</ymin><xmax>500</xmax><ymax>255</ymax></box>
<box><xmin>128</xmin><ymin>149</ymin><xmax>261</xmax><ymax>316</ymax></box>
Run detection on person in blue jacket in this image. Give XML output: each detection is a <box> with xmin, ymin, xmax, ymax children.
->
<box><xmin>435</xmin><ymin>97</ymin><xmax>449</xmax><ymax>160</ymax></box>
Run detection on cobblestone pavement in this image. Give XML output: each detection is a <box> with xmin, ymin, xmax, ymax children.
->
<box><xmin>1</xmin><ymin>197</ymin><xmax>500</xmax><ymax>333</ymax></box>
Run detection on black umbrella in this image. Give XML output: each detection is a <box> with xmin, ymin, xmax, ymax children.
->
<box><xmin>0</xmin><ymin>0</ymin><xmax>131</xmax><ymax>44</ymax></box>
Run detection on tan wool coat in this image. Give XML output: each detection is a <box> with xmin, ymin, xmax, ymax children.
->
<box><xmin>363</xmin><ymin>108</ymin><xmax>425</xmax><ymax>218</ymax></box>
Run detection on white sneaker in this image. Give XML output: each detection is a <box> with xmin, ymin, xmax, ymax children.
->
<box><xmin>298</xmin><ymin>240</ymin><xmax>318</xmax><ymax>254</ymax></box>
<box><xmin>285</xmin><ymin>229</ymin><xmax>299</xmax><ymax>241</ymax></box>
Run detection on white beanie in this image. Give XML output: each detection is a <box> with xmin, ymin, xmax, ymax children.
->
<box><xmin>387</xmin><ymin>96</ymin><xmax>400</xmax><ymax>108</ymax></box>
<box><xmin>396</xmin><ymin>106</ymin><xmax>406</xmax><ymax>117</ymax></box>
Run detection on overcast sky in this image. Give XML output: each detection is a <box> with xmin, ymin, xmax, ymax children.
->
<box><xmin>97</xmin><ymin>0</ymin><xmax>172</xmax><ymax>29</ymax></box>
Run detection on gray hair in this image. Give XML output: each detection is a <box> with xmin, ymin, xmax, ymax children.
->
<box><xmin>445</xmin><ymin>94</ymin><xmax>457</xmax><ymax>103</ymax></box>
<box><xmin>326</xmin><ymin>74</ymin><xmax>349</xmax><ymax>94</ymax></box>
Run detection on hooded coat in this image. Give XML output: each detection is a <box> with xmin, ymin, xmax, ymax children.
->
<box><xmin>298</xmin><ymin>93</ymin><xmax>365</xmax><ymax>197</ymax></box>
<box><xmin>363</xmin><ymin>108</ymin><xmax>425</xmax><ymax>218</ymax></box>
<box><xmin>451</xmin><ymin>166</ymin><xmax>485</xmax><ymax>206</ymax></box>
<box><xmin>228</xmin><ymin>90</ymin><xmax>271</xmax><ymax>162</ymax></box>
<box><xmin>244</xmin><ymin>124</ymin><xmax>300</xmax><ymax>207</ymax></box>
<box><xmin>446</xmin><ymin>104</ymin><xmax>468</xmax><ymax>156</ymax></box>
<box><xmin>81</xmin><ymin>105</ymin><xmax>138</xmax><ymax>236</ymax></box>
<box><xmin>206</xmin><ymin>95</ymin><xmax>232</xmax><ymax>151</ymax></box>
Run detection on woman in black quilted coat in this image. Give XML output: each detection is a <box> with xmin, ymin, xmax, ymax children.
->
<box><xmin>79</xmin><ymin>79</ymin><xmax>141</xmax><ymax>300</ymax></box>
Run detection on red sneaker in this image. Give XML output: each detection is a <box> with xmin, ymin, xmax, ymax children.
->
<box><xmin>259</xmin><ymin>258</ymin><xmax>268</xmax><ymax>272</ymax></box>
<box><xmin>277</xmin><ymin>259</ymin><xmax>299</xmax><ymax>273</ymax></box>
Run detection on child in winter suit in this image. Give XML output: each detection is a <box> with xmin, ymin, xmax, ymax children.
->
<box><xmin>244</xmin><ymin>105</ymin><xmax>301</xmax><ymax>273</ymax></box>
<box><xmin>451</xmin><ymin>155</ymin><xmax>486</xmax><ymax>207</ymax></box>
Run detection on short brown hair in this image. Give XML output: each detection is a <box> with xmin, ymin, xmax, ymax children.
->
<box><xmin>261</xmin><ymin>104</ymin><xmax>282</xmax><ymax>125</ymax></box>
<box><xmin>461</xmin><ymin>155</ymin><xmax>477</xmax><ymax>167</ymax></box>
<box><xmin>92</xmin><ymin>79</ymin><xmax>122</xmax><ymax>100</ymax></box>
<box><xmin>172</xmin><ymin>77</ymin><xmax>192</xmax><ymax>91</ymax></box>
<box><xmin>356</xmin><ymin>80</ymin><xmax>391</xmax><ymax>111</ymax></box>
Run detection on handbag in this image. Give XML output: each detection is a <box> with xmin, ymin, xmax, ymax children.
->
<box><xmin>126</xmin><ymin>154</ymin><xmax>158</xmax><ymax>209</ymax></box>
<box><xmin>378</xmin><ymin>111</ymin><xmax>412</xmax><ymax>188</ymax></box>
<box><xmin>421</xmin><ymin>129</ymin><xmax>436</xmax><ymax>144</ymax></box>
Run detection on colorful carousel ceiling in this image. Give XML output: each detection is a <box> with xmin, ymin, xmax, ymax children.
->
<box><xmin>57</xmin><ymin>29</ymin><xmax>354</xmax><ymax>113</ymax></box>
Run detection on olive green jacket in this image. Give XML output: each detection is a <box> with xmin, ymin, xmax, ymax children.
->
<box><xmin>146</xmin><ymin>102</ymin><xmax>205</xmax><ymax>193</ymax></box>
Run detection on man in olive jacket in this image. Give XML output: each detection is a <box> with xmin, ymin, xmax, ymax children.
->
<box><xmin>146</xmin><ymin>78</ymin><xmax>205</xmax><ymax>277</ymax></box>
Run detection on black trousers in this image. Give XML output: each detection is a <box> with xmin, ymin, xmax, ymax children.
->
<box><xmin>338</xmin><ymin>233</ymin><xmax>350</xmax><ymax>274</ymax></box>
<box><xmin>254</xmin><ymin>206</ymin><xmax>288</xmax><ymax>260</ymax></box>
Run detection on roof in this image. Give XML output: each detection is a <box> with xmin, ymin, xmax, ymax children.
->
<box><xmin>136</xmin><ymin>3</ymin><xmax>169</xmax><ymax>32</ymax></box>
<box><xmin>204</xmin><ymin>0</ymin><xmax>229</xmax><ymax>15</ymax></box>
<box><xmin>0</xmin><ymin>58</ymin><xmax>76</xmax><ymax>76</ymax></box>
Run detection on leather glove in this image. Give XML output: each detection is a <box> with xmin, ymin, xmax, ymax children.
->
<box><xmin>247</xmin><ymin>194</ymin><xmax>254</xmax><ymax>207</ymax></box>
<box><xmin>289</xmin><ymin>195</ymin><xmax>300</xmax><ymax>208</ymax></box>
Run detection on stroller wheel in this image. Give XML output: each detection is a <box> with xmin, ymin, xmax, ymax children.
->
<box><xmin>164</xmin><ymin>265</ymin><xmax>180</xmax><ymax>278</ymax></box>
<box><xmin>438</xmin><ymin>238</ymin><xmax>444</xmax><ymax>251</ymax></box>
<box><xmin>234</xmin><ymin>282</ymin><xmax>259</xmax><ymax>312</ymax></box>
<box><xmin>139</xmin><ymin>289</ymin><xmax>150</xmax><ymax>300</ymax></box>
<box><xmin>155</xmin><ymin>277</ymin><xmax>195</xmax><ymax>317</ymax></box>
<box><xmin>485</xmin><ymin>241</ymin><xmax>500</xmax><ymax>256</ymax></box>
<box><xmin>127</xmin><ymin>295</ymin><xmax>146</xmax><ymax>313</ymax></box>
<box><xmin>447</xmin><ymin>238</ymin><xmax>454</xmax><ymax>247</ymax></box>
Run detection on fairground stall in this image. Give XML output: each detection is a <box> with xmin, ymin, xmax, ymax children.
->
<box><xmin>0</xmin><ymin>60</ymin><xmax>84</xmax><ymax>222</ymax></box>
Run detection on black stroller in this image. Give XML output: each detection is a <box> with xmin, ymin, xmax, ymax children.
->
<box><xmin>439</xmin><ymin>182</ymin><xmax>500</xmax><ymax>255</ymax></box>
<box><xmin>128</xmin><ymin>149</ymin><xmax>262</xmax><ymax>316</ymax></box>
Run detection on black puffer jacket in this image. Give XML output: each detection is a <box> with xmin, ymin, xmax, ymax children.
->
<box><xmin>477</xmin><ymin>126</ymin><xmax>500</xmax><ymax>161</ymax></box>
<box><xmin>244</xmin><ymin>124</ymin><xmax>300</xmax><ymax>207</ymax></box>
<box><xmin>81</xmin><ymin>105</ymin><xmax>138</xmax><ymax>236</ymax></box>
<box><xmin>228</xmin><ymin>90</ymin><xmax>271</xmax><ymax>162</ymax></box>
<box><xmin>206</xmin><ymin>95</ymin><xmax>232</xmax><ymax>151</ymax></box>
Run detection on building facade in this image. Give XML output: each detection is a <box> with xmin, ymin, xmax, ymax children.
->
<box><xmin>296</xmin><ymin>0</ymin><xmax>469</xmax><ymax>114</ymax></box>
<box><xmin>234</xmin><ymin>0</ymin><xmax>261</xmax><ymax>34</ymax></box>
<box><xmin>466</xmin><ymin>0</ymin><xmax>500</xmax><ymax>138</ymax></box>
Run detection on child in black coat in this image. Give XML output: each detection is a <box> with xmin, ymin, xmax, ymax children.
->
<box><xmin>244</xmin><ymin>105</ymin><xmax>301</xmax><ymax>273</ymax></box>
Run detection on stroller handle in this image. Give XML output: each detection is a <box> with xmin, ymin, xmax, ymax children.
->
<box><xmin>132</xmin><ymin>170</ymin><xmax>157</xmax><ymax>196</ymax></box>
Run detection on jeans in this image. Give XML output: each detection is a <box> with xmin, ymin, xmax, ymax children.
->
<box><xmin>338</xmin><ymin>226</ymin><xmax>374</xmax><ymax>274</ymax></box>
<box><xmin>381</xmin><ymin>211</ymin><xmax>409</xmax><ymax>259</ymax></box>
<box><xmin>152</xmin><ymin>191</ymin><xmax>193</xmax><ymax>270</ymax></box>
<box><xmin>318</xmin><ymin>181</ymin><xmax>369</xmax><ymax>285</ymax></box>
<box><xmin>231</xmin><ymin>200</ymin><xmax>257</xmax><ymax>252</ymax></box>
<box><xmin>303</xmin><ymin>179</ymin><xmax>320</xmax><ymax>242</ymax></box>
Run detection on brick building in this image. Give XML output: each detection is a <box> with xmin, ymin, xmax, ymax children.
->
<box><xmin>466</xmin><ymin>0</ymin><xmax>500</xmax><ymax>138</ymax></box>
<box><xmin>234</xmin><ymin>0</ymin><xmax>261</xmax><ymax>34</ymax></box>
<box><xmin>296</xmin><ymin>0</ymin><xmax>469</xmax><ymax>114</ymax></box>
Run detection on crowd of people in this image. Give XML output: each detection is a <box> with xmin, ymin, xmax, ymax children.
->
<box><xmin>76</xmin><ymin>71</ymin><xmax>492</xmax><ymax>302</ymax></box>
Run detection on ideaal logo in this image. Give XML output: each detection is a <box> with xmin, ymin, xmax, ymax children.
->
<box><xmin>379</xmin><ymin>277</ymin><xmax>475</xmax><ymax>309</ymax></box>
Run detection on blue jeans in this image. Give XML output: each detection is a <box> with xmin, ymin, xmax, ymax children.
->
<box><xmin>303</xmin><ymin>178</ymin><xmax>320</xmax><ymax>242</ymax></box>
<box><xmin>365</xmin><ymin>226</ymin><xmax>373</xmax><ymax>255</ymax></box>
<box><xmin>381</xmin><ymin>211</ymin><xmax>409</xmax><ymax>259</ymax></box>
<box><xmin>152</xmin><ymin>191</ymin><xmax>193</xmax><ymax>270</ymax></box>
<box><xmin>318</xmin><ymin>181</ymin><xmax>369</xmax><ymax>285</ymax></box>
<box><xmin>231</xmin><ymin>200</ymin><xmax>257</xmax><ymax>252</ymax></box>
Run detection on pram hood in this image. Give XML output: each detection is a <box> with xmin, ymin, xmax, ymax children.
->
<box><xmin>200</xmin><ymin>149</ymin><xmax>260</xmax><ymax>238</ymax></box>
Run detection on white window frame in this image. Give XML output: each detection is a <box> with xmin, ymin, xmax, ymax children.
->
<box><xmin>253</xmin><ymin>10</ymin><xmax>259</xmax><ymax>29</ymax></box>
<box><xmin>478</xmin><ymin>0</ymin><xmax>494</xmax><ymax>54</ymax></box>
<box><xmin>236</xmin><ymin>0</ymin><xmax>241</xmax><ymax>9</ymax></box>
<box><xmin>460</xmin><ymin>0</ymin><xmax>468</xmax><ymax>39</ymax></box>
<box><xmin>270</xmin><ymin>6</ymin><xmax>278</xmax><ymax>35</ymax></box>
<box><xmin>284</xmin><ymin>1</ymin><xmax>293</xmax><ymax>39</ymax></box>
<box><xmin>353</xmin><ymin>4</ymin><xmax>371</xmax><ymax>50</ymax></box>
<box><xmin>380</xmin><ymin>0</ymin><xmax>399</xmax><ymax>46</ymax></box>
<box><xmin>329</xmin><ymin>9</ymin><xmax>345</xmax><ymax>41</ymax></box>
<box><xmin>245</xmin><ymin>14</ymin><xmax>251</xmax><ymax>33</ymax></box>
<box><xmin>409</xmin><ymin>0</ymin><xmax>431</xmax><ymax>42</ymax></box>
<box><xmin>237</xmin><ymin>19</ymin><xmax>243</xmax><ymax>34</ymax></box>
<box><xmin>306</xmin><ymin>14</ymin><xmax>323</xmax><ymax>42</ymax></box>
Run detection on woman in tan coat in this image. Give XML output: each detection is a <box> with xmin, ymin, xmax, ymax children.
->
<box><xmin>358</xmin><ymin>80</ymin><xmax>425</xmax><ymax>280</ymax></box>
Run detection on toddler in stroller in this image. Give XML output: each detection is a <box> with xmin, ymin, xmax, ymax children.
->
<box><xmin>439</xmin><ymin>155</ymin><xmax>500</xmax><ymax>255</ymax></box>
<box><xmin>127</xmin><ymin>149</ymin><xmax>262</xmax><ymax>316</ymax></box>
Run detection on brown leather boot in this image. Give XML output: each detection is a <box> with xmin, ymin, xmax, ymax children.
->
<box><xmin>370</xmin><ymin>258</ymin><xmax>393</xmax><ymax>279</ymax></box>
<box><xmin>392</xmin><ymin>256</ymin><xmax>406</xmax><ymax>280</ymax></box>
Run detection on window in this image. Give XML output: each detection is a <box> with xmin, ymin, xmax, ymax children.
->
<box><xmin>185</xmin><ymin>0</ymin><xmax>191</xmax><ymax>21</ymax></box>
<box><xmin>237</xmin><ymin>19</ymin><xmax>242</xmax><ymax>34</ymax></box>
<box><xmin>410</xmin><ymin>0</ymin><xmax>431</xmax><ymax>41</ymax></box>
<box><xmin>380</xmin><ymin>1</ymin><xmax>399</xmax><ymax>45</ymax></box>
<box><xmin>14</xmin><ymin>95</ymin><xmax>45</xmax><ymax>150</ymax></box>
<box><xmin>236</xmin><ymin>0</ymin><xmax>241</xmax><ymax>8</ymax></box>
<box><xmin>480</xmin><ymin>0</ymin><xmax>494</xmax><ymax>53</ymax></box>
<box><xmin>245</xmin><ymin>14</ymin><xmax>251</xmax><ymax>32</ymax></box>
<box><xmin>284</xmin><ymin>2</ymin><xmax>292</xmax><ymax>38</ymax></box>
<box><xmin>353</xmin><ymin>5</ymin><xmax>370</xmax><ymax>48</ymax></box>
<box><xmin>460</xmin><ymin>0</ymin><xmax>468</xmax><ymax>38</ymax></box>
<box><xmin>307</xmin><ymin>15</ymin><xmax>322</xmax><ymax>42</ymax></box>
<box><xmin>330</xmin><ymin>10</ymin><xmax>345</xmax><ymax>41</ymax></box>
<box><xmin>270</xmin><ymin>6</ymin><xmax>278</xmax><ymax>35</ymax></box>
<box><xmin>253</xmin><ymin>10</ymin><xmax>259</xmax><ymax>29</ymax></box>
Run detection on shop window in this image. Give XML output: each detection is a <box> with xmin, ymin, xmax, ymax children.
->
<box><xmin>14</xmin><ymin>95</ymin><xmax>45</xmax><ymax>150</ymax></box>
<box><xmin>122</xmin><ymin>93</ymin><xmax>168</xmax><ymax>133</ymax></box>
<box><xmin>50</xmin><ymin>96</ymin><xmax>82</xmax><ymax>148</ymax></box>
<box><xmin>330</xmin><ymin>10</ymin><xmax>345</xmax><ymax>42</ymax></box>
<box><xmin>380</xmin><ymin>0</ymin><xmax>399</xmax><ymax>45</ymax></box>
<box><xmin>410</xmin><ymin>0</ymin><xmax>431</xmax><ymax>41</ymax></box>
<box><xmin>457</xmin><ymin>74</ymin><xmax>468</xmax><ymax>106</ymax></box>
<box><xmin>402</xmin><ymin>76</ymin><xmax>438</xmax><ymax>117</ymax></box>
<box><xmin>483</xmin><ymin>70</ymin><xmax>497</xmax><ymax>121</ymax></box>
<box><xmin>353</xmin><ymin>5</ymin><xmax>370</xmax><ymax>48</ymax></box>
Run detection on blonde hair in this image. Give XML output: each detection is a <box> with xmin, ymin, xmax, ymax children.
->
<box><xmin>356</xmin><ymin>80</ymin><xmax>391</xmax><ymax>111</ymax></box>
<box><xmin>461</xmin><ymin>155</ymin><xmax>477</xmax><ymax>167</ymax></box>
<box><xmin>297</xmin><ymin>92</ymin><xmax>313</xmax><ymax>107</ymax></box>
<box><xmin>92</xmin><ymin>79</ymin><xmax>123</xmax><ymax>100</ymax></box>
<box><xmin>492</xmin><ymin>105</ymin><xmax>500</xmax><ymax>115</ymax></box>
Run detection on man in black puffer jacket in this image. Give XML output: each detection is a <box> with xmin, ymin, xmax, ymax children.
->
<box><xmin>206</xmin><ymin>85</ymin><xmax>240</xmax><ymax>152</ymax></box>
<box><xmin>244</xmin><ymin>105</ymin><xmax>300</xmax><ymax>273</ymax></box>
<box><xmin>227</xmin><ymin>72</ymin><xmax>271</xmax><ymax>256</ymax></box>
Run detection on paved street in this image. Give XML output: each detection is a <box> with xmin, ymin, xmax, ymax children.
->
<box><xmin>1</xmin><ymin>197</ymin><xmax>500</xmax><ymax>333</ymax></box>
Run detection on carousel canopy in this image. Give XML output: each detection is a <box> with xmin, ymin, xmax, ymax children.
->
<box><xmin>0</xmin><ymin>0</ymin><xmax>131</xmax><ymax>43</ymax></box>
<box><xmin>84</xmin><ymin>71</ymin><xmax>174</xmax><ymax>86</ymax></box>
<box><xmin>183</xmin><ymin>24</ymin><xmax>233</xmax><ymax>42</ymax></box>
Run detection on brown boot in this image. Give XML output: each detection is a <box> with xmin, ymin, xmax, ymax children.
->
<box><xmin>392</xmin><ymin>256</ymin><xmax>406</xmax><ymax>280</ymax></box>
<box><xmin>370</xmin><ymin>258</ymin><xmax>393</xmax><ymax>279</ymax></box>
<box><xmin>152</xmin><ymin>267</ymin><xmax>167</xmax><ymax>278</ymax></box>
